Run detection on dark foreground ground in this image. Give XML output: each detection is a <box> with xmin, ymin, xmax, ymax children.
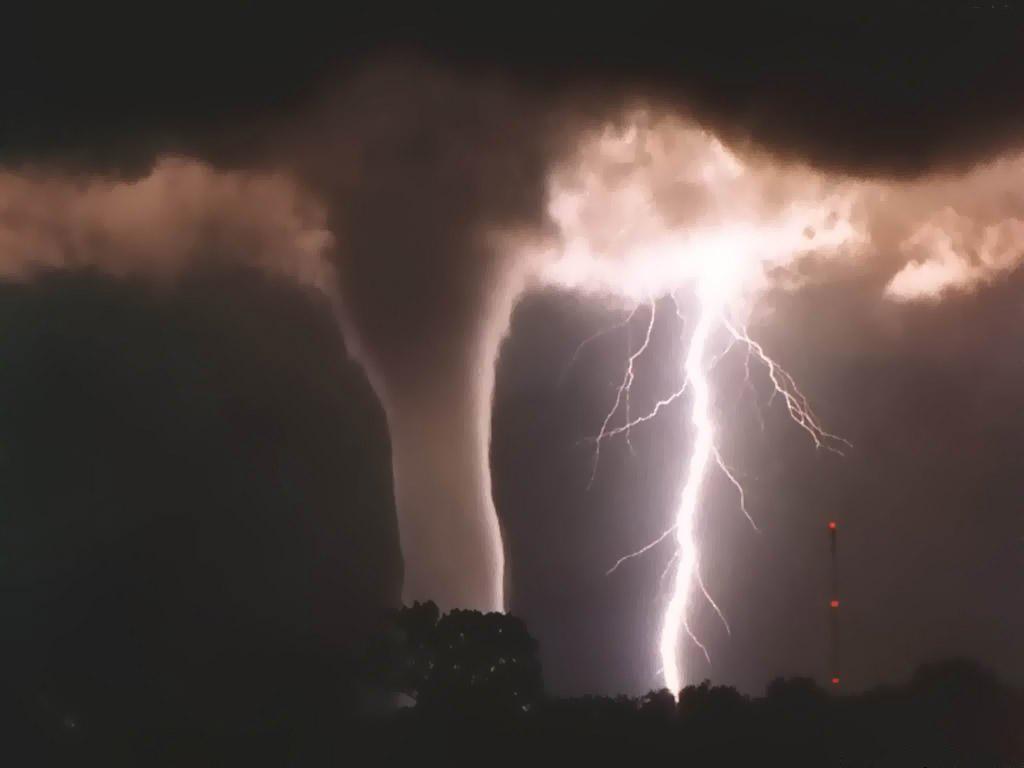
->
<box><xmin>8</xmin><ymin>605</ymin><xmax>1023</xmax><ymax>767</ymax></box>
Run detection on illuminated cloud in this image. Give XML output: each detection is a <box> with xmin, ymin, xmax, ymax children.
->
<box><xmin>0</xmin><ymin>157</ymin><xmax>333</xmax><ymax>290</ymax></box>
<box><xmin>535</xmin><ymin>111</ymin><xmax>865</xmax><ymax>307</ymax></box>
<box><xmin>886</xmin><ymin>210</ymin><xmax>1024</xmax><ymax>302</ymax></box>
<box><xmin>533</xmin><ymin>110</ymin><xmax>1024</xmax><ymax>309</ymax></box>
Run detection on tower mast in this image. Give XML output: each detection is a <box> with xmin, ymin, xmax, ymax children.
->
<box><xmin>828</xmin><ymin>520</ymin><xmax>840</xmax><ymax>687</ymax></box>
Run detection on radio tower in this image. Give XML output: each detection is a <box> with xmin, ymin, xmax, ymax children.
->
<box><xmin>828</xmin><ymin>520</ymin><xmax>840</xmax><ymax>687</ymax></box>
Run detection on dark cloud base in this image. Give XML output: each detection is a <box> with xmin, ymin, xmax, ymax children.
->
<box><xmin>9</xmin><ymin>8</ymin><xmax>1024</xmax><ymax>176</ymax></box>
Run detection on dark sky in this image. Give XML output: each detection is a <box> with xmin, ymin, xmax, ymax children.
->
<box><xmin>0</xmin><ymin>269</ymin><xmax>400</xmax><ymax>726</ymax></box>
<box><xmin>3</xmin><ymin>8</ymin><xmax>1024</xmax><ymax>716</ymax></box>
<box><xmin>7</xmin><ymin>8</ymin><xmax>1024</xmax><ymax>174</ymax></box>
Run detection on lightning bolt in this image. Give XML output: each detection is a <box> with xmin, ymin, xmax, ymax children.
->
<box><xmin>559</xmin><ymin>304</ymin><xmax>643</xmax><ymax>387</ymax></box>
<box><xmin>587</xmin><ymin>268</ymin><xmax>847</xmax><ymax>696</ymax></box>
<box><xmin>722</xmin><ymin>318</ymin><xmax>850</xmax><ymax>454</ymax></box>
<box><xmin>659</xmin><ymin>272</ymin><xmax>721</xmax><ymax>694</ymax></box>
<box><xmin>586</xmin><ymin>300</ymin><xmax>657</xmax><ymax>489</ymax></box>
<box><xmin>547</xmin><ymin>113</ymin><xmax>864</xmax><ymax>697</ymax></box>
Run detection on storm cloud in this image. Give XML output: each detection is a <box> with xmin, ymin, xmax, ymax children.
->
<box><xmin>4</xmin><ymin>9</ymin><xmax>1024</xmax><ymax>696</ymax></box>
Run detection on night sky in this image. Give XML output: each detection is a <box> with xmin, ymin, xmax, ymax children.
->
<box><xmin>3</xmin><ymin>8</ymin><xmax>1024</xmax><ymax>721</ymax></box>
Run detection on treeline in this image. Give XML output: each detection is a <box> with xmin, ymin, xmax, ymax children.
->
<box><xmin>359</xmin><ymin>602</ymin><xmax>1024</xmax><ymax>767</ymax></box>
<box><xmin>367</xmin><ymin>660</ymin><xmax>1023</xmax><ymax>767</ymax></box>
<box><xmin>11</xmin><ymin>602</ymin><xmax>1023</xmax><ymax>766</ymax></box>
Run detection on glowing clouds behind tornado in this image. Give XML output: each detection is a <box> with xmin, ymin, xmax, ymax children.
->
<box><xmin>880</xmin><ymin>155</ymin><xmax>1024</xmax><ymax>301</ymax></box>
<box><xmin>0</xmin><ymin>158</ymin><xmax>334</xmax><ymax>288</ymax></box>
<box><xmin>536</xmin><ymin>110</ymin><xmax>1024</xmax><ymax>309</ymax></box>
<box><xmin>536</xmin><ymin>112</ymin><xmax>865</xmax><ymax>306</ymax></box>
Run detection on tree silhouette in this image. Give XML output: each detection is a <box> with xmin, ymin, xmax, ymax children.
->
<box><xmin>384</xmin><ymin>603</ymin><xmax>543</xmax><ymax>715</ymax></box>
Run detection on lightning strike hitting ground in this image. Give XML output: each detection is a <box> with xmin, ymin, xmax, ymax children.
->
<box><xmin>658</xmin><ymin>270</ymin><xmax>725</xmax><ymax>692</ymax></box>
<box><xmin>590</xmin><ymin>266</ymin><xmax>848</xmax><ymax>695</ymax></box>
<box><xmin>538</xmin><ymin>111</ymin><xmax>1010</xmax><ymax>697</ymax></box>
<box><xmin>541</xmin><ymin>109</ymin><xmax>1024</xmax><ymax>699</ymax></box>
